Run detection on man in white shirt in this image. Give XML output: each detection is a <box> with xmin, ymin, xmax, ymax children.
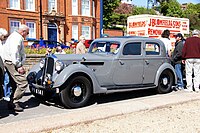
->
<box><xmin>4</xmin><ymin>24</ymin><xmax>29</xmax><ymax>112</ymax></box>
<box><xmin>76</xmin><ymin>35</ymin><xmax>86</xmax><ymax>54</ymax></box>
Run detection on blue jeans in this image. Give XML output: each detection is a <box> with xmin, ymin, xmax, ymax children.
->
<box><xmin>175</xmin><ymin>64</ymin><xmax>184</xmax><ymax>88</ymax></box>
<box><xmin>3</xmin><ymin>71</ymin><xmax>11</xmax><ymax>100</ymax></box>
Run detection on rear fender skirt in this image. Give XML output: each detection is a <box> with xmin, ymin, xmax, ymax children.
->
<box><xmin>154</xmin><ymin>63</ymin><xmax>177</xmax><ymax>86</ymax></box>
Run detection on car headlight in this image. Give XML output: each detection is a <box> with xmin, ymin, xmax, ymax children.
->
<box><xmin>40</xmin><ymin>58</ymin><xmax>45</xmax><ymax>68</ymax></box>
<box><xmin>55</xmin><ymin>60</ymin><xmax>64</xmax><ymax>72</ymax></box>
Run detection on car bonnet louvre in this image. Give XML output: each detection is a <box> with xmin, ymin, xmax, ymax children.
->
<box><xmin>80</xmin><ymin>62</ymin><xmax>104</xmax><ymax>65</ymax></box>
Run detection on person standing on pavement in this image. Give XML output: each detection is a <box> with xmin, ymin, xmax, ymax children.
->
<box><xmin>76</xmin><ymin>35</ymin><xmax>86</xmax><ymax>54</ymax></box>
<box><xmin>172</xmin><ymin>33</ymin><xmax>184</xmax><ymax>90</ymax></box>
<box><xmin>160</xmin><ymin>29</ymin><xmax>172</xmax><ymax>57</ymax></box>
<box><xmin>0</xmin><ymin>28</ymin><xmax>12</xmax><ymax>101</ymax></box>
<box><xmin>182</xmin><ymin>29</ymin><xmax>200</xmax><ymax>92</ymax></box>
<box><xmin>3</xmin><ymin>24</ymin><xmax>29</xmax><ymax>112</ymax></box>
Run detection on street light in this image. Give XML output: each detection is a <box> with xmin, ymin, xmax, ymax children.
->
<box><xmin>39</xmin><ymin>0</ymin><xmax>44</xmax><ymax>46</ymax></box>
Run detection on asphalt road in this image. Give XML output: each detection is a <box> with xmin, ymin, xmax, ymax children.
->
<box><xmin>0</xmin><ymin>88</ymin><xmax>157</xmax><ymax>124</ymax></box>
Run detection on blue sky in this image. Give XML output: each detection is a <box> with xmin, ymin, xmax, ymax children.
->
<box><xmin>133</xmin><ymin>0</ymin><xmax>199</xmax><ymax>7</ymax></box>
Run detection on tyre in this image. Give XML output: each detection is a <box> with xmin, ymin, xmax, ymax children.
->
<box><xmin>157</xmin><ymin>70</ymin><xmax>174</xmax><ymax>94</ymax></box>
<box><xmin>60</xmin><ymin>76</ymin><xmax>92</xmax><ymax>108</ymax></box>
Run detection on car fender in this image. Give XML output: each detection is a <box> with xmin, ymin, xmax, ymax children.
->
<box><xmin>154</xmin><ymin>63</ymin><xmax>177</xmax><ymax>86</ymax></box>
<box><xmin>53</xmin><ymin>64</ymin><xmax>106</xmax><ymax>94</ymax></box>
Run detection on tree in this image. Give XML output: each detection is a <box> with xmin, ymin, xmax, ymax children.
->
<box><xmin>158</xmin><ymin>0</ymin><xmax>183</xmax><ymax>17</ymax></box>
<box><xmin>183</xmin><ymin>3</ymin><xmax>200</xmax><ymax>30</ymax></box>
<box><xmin>132</xmin><ymin>6</ymin><xmax>157</xmax><ymax>15</ymax></box>
<box><xmin>103</xmin><ymin>0</ymin><xmax>121</xmax><ymax>28</ymax></box>
<box><xmin>114</xmin><ymin>3</ymin><xmax>133</xmax><ymax>25</ymax></box>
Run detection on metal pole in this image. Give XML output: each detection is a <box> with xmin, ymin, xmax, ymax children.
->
<box><xmin>40</xmin><ymin>0</ymin><xmax>43</xmax><ymax>39</ymax></box>
<box><xmin>39</xmin><ymin>0</ymin><xmax>44</xmax><ymax>47</ymax></box>
<box><xmin>100</xmin><ymin>0</ymin><xmax>103</xmax><ymax>38</ymax></box>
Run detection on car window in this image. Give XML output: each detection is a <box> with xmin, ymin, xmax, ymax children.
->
<box><xmin>145</xmin><ymin>42</ymin><xmax>160</xmax><ymax>55</ymax></box>
<box><xmin>123</xmin><ymin>42</ymin><xmax>141</xmax><ymax>55</ymax></box>
<box><xmin>89</xmin><ymin>41</ymin><xmax>120</xmax><ymax>54</ymax></box>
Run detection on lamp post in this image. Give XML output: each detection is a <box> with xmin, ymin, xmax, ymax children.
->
<box><xmin>100</xmin><ymin>0</ymin><xmax>103</xmax><ymax>38</ymax></box>
<box><xmin>39</xmin><ymin>0</ymin><xmax>44</xmax><ymax>46</ymax></box>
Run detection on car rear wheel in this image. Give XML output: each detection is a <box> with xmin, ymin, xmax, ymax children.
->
<box><xmin>60</xmin><ymin>76</ymin><xmax>92</xmax><ymax>108</ymax></box>
<box><xmin>157</xmin><ymin>70</ymin><xmax>174</xmax><ymax>94</ymax></box>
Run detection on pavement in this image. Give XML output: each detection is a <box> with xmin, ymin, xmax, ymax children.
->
<box><xmin>0</xmin><ymin>90</ymin><xmax>200</xmax><ymax>133</ymax></box>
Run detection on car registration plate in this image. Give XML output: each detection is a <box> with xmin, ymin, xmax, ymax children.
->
<box><xmin>32</xmin><ymin>88</ymin><xmax>44</xmax><ymax>95</ymax></box>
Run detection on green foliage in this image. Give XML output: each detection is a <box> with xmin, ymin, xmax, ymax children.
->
<box><xmin>159</xmin><ymin>0</ymin><xmax>183</xmax><ymax>17</ymax></box>
<box><xmin>132</xmin><ymin>7</ymin><xmax>157</xmax><ymax>15</ymax></box>
<box><xmin>155</xmin><ymin>0</ymin><xmax>200</xmax><ymax>30</ymax></box>
<box><xmin>103</xmin><ymin>0</ymin><xmax>121</xmax><ymax>28</ymax></box>
<box><xmin>183</xmin><ymin>3</ymin><xmax>200</xmax><ymax>30</ymax></box>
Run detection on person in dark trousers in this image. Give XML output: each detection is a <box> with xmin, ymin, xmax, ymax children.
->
<box><xmin>182</xmin><ymin>29</ymin><xmax>200</xmax><ymax>92</ymax></box>
<box><xmin>172</xmin><ymin>33</ymin><xmax>184</xmax><ymax>90</ymax></box>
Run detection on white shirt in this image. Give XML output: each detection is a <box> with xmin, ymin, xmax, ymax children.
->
<box><xmin>160</xmin><ymin>38</ymin><xmax>172</xmax><ymax>55</ymax></box>
<box><xmin>3</xmin><ymin>31</ymin><xmax>26</xmax><ymax>68</ymax></box>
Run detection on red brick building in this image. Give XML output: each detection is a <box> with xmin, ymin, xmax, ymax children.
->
<box><xmin>0</xmin><ymin>0</ymin><xmax>101</xmax><ymax>45</ymax></box>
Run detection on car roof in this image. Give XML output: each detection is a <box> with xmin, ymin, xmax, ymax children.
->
<box><xmin>93</xmin><ymin>36</ymin><xmax>164</xmax><ymax>46</ymax></box>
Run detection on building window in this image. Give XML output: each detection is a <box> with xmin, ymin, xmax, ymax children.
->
<box><xmin>92</xmin><ymin>1</ymin><xmax>95</xmax><ymax>17</ymax></box>
<box><xmin>72</xmin><ymin>25</ymin><xmax>78</xmax><ymax>40</ymax></box>
<box><xmin>26</xmin><ymin>0</ymin><xmax>35</xmax><ymax>11</ymax></box>
<box><xmin>26</xmin><ymin>22</ymin><xmax>36</xmax><ymax>38</ymax></box>
<box><xmin>72</xmin><ymin>0</ymin><xmax>78</xmax><ymax>15</ymax></box>
<box><xmin>82</xmin><ymin>26</ymin><xmax>90</xmax><ymax>39</ymax></box>
<box><xmin>10</xmin><ymin>20</ymin><xmax>20</xmax><ymax>33</ymax></box>
<box><xmin>81</xmin><ymin>0</ymin><xmax>90</xmax><ymax>16</ymax></box>
<box><xmin>48</xmin><ymin>0</ymin><xmax>57</xmax><ymax>12</ymax></box>
<box><xmin>10</xmin><ymin>0</ymin><xmax>20</xmax><ymax>9</ymax></box>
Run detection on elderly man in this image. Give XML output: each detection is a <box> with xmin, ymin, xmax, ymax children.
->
<box><xmin>182</xmin><ymin>29</ymin><xmax>200</xmax><ymax>92</ymax></box>
<box><xmin>3</xmin><ymin>24</ymin><xmax>29</xmax><ymax>111</ymax></box>
<box><xmin>76</xmin><ymin>35</ymin><xmax>86</xmax><ymax>54</ymax></box>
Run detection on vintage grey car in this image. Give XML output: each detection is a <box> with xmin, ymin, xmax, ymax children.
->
<box><xmin>27</xmin><ymin>36</ymin><xmax>177</xmax><ymax>108</ymax></box>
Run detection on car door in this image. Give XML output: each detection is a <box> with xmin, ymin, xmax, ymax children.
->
<box><xmin>143</xmin><ymin>41</ymin><xmax>163</xmax><ymax>84</ymax></box>
<box><xmin>113</xmin><ymin>41</ymin><xmax>144</xmax><ymax>85</ymax></box>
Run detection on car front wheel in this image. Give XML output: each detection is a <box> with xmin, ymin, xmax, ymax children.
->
<box><xmin>157</xmin><ymin>70</ymin><xmax>174</xmax><ymax>94</ymax></box>
<box><xmin>60</xmin><ymin>76</ymin><xmax>92</xmax><ymax>108</ymax></box>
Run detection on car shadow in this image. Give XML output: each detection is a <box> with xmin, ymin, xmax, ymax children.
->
<box><xmin>89</xmin><ymin>88</ymin><xmax>158</xmax><ymax>106</ymax></box>
<box><xmin>25</xmin><ymin>88</ymin><xmax>158</xmax><ymax>109</ymax></box>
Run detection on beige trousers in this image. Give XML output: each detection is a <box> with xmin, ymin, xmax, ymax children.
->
<box><xmin>185</xmin><ymin>59</ymin><xmax>200</xmax><ymax>91</ymax></box>
<box><xmin>4</xmin><ymin>60</ymin><xmax>28</xmax><ymax>102</ymax></box>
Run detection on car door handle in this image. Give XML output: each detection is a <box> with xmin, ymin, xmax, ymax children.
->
<box><xmin>119</xmin><ymin>60</ymin><xmax>124</xmax><ymax>65</ymax></box>
<box><xmin>145</xmin><ymin>60</ymin><xmax>149</xmax><ymax>65</ymax></box>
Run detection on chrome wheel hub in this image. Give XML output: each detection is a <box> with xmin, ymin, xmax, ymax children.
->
<box><xmin>72</xmin><ymin>86</ymin><xmax>82</xmax><ymax>97</ymax></box>
<box><xmin>162</xmin><ymin>77</ymin><xmax>168</xmax><ymax>85</ymax></box>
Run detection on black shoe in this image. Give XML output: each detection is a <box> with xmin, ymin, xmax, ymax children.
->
<box><xmin>7</xmin><ymin>102</ymin><xmax>15</xmax><ymax>110</ymax></box>
<box><xmin>8</xmin><ymin>102</ymin><xmax>24</xmax><ymax>112</ymax></box>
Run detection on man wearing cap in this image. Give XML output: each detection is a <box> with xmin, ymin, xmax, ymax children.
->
<box><xmin>172</xmin><ymin>33</ymin><xmax>184</xmax><ymax>90</ymax></box>
<box><xmin>182</xmin><ymin>29</ymin><xmax>200</xmax><ymax>92</ymax></box>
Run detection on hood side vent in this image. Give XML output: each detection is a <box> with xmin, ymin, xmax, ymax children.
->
<box><xmin>81</xmin><ymin>62</ymin><xmax>104</xmax><ymax>65</ymax></box>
